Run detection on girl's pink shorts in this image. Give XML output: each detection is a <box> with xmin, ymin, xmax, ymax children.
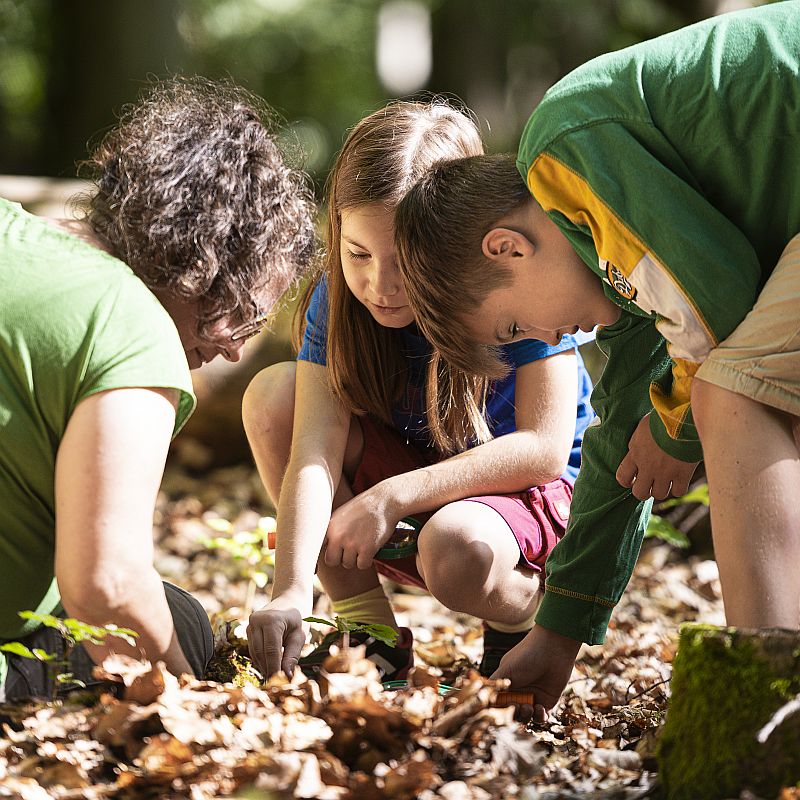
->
<box><xmin>351</xmin><ymin>415</ymin><xmax>573</xmax><ymax>590</ymax></box>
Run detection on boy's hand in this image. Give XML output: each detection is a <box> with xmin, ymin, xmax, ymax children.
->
<box><xmin>616</xmin><ymin>413</ymin><xmax>699</xmax><ymax>501</ymax></box>
<box><xmin>247</xmin><ymin>592</ymin><xmax>308</xmax><ymax>679</ymax></box>
<box><xmin>324</xmin><ymin>483</ymin><xmax>399</xmax><ymax>570</ymax></box>
<box><xmin>490</xmin><ymin>625</ymin><xmax>581</xmax><ymax>723</ymax></box>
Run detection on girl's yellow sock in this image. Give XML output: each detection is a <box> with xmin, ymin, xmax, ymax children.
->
<box><xmin>331</xmin><ymin>585</ymin><xmax>398</xmax><ymax>630</ymax></box>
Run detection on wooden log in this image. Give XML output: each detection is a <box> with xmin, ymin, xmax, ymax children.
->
<box><xmin>658</xmin><ymin>623</ymin><xmax>800</xmax><ymax>799</ymax></box>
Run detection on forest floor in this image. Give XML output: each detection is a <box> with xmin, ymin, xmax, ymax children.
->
<box><xmin>0</xmin><ymin>458</ymin><xmax>729</xmax><ymax>799</ymax></box>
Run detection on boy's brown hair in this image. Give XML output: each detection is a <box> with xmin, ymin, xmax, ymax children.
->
<box><xmin>395</xmin><ymin>153</ymin><xmax>530</xmax><ymax>381</ymax></box>
<box><xmin>81</xmin><ymin>76</ymin><xmax>316</xmax><ymax>339</ymax></box>
<box><xmin>295</xmin><ymin>100</ymin><xmax>496</xmax><ymax>454</ymax></box>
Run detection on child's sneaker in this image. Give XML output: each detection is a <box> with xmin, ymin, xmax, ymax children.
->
<box><xmin>478</xmin><ymin>623</ymin><xmax>531</xmax><ymax>677</ymax></box>
<box><xmin>299</xmin><ymin>626</ymin><xmax>414</xmax><ymax>682</ymax></box>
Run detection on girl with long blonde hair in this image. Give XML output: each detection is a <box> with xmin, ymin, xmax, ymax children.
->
<box><xmin>242</xmin><ymin>100</ymin><xmax>593</xmax><ymax>682</ymax></box>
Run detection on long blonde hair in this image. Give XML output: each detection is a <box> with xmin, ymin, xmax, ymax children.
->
<box><xmin>294</xmin><ymin>100</ymin><xmax>491</xmax><ymax>454</ymax></box>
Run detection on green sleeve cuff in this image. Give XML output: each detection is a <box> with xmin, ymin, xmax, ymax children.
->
<box><xmin>649</xmin><ymin>411</ymin><xmax>704</xmax><ymax>463</ymax></box>
<box><xmin>535</xmin><ymin>585</ymin><xmax>615</xmax><ymax>645</ymax></box>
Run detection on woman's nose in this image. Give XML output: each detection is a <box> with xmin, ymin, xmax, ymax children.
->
<box><xmin>222</xmin><ymin>337</ymin><xmax>245</xmax><ymax>363</ymax></box>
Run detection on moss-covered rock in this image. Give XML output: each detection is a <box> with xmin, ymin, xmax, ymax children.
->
<box><xmin>204</xmin><ymin>647</ymin><xmax>262</xmax><ymax>688</ymax></box>
<box><xmin>658</xmin><ymin>623</ymin><xmax>800</xmax><ymax>799</ymax></box>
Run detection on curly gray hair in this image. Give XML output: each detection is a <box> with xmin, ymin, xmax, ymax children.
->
<box><xmin>81</xmin><ymin>76</ymin><xmax>317</xmax><ymax>336</ymax></box>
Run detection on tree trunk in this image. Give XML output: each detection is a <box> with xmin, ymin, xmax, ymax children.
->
<box><xmin>659</xmin><ymin>623</ymin><xmax>800</xmax><ymax>799</ymax></box>
<box><xmin>43</xmin><ymin>0</ymin><xmax>184</xmax><ymax>177</ymax></box>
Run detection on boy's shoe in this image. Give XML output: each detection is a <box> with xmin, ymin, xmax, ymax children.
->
<box><xmin>478</xmin><ymin>623</ymin><xmax>531</xmax><ymax>677</ymax></box>
<box><xmin>299</xmin><ymin>626</ymin><xmax>414</xmax><ymax>682</ymax></box>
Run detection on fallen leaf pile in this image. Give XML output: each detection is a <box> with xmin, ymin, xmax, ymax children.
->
<box><xmin>0</xmin><ymin>458</ymin><xmax>731</xmax><ymax>799</ymax></box>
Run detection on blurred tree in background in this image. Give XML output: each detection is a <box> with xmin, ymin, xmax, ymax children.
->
<box><xmin>0</xmin><ymin>0</ymin><xmax>772</xmax><ymax>481</ymax></box>
<box><xmin>0</xmin><ymin>0</ymin><xmax>770</xmax><ymax>187</ymax></box>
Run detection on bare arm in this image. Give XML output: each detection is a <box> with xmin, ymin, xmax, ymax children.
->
<box><xmin>271</xmin><ymin>360</ymin><xmax>351</xmax><ymax>599</ymax></box>
<box><xmin>325</xmin><ymin>350</ymin><xmax>579</xmax><ymax>569</ymax></box>
<box><xmin>54</xmin><ymin>387</ymin><xmax>193</xmax><ymax>676</ymax></box>
<box><xmin>247</xmin><ymin>359</ymin><xmax>351</xmax><ymax>676</ymax></box>
<box><xmin>388</xmin><ymin>350</ymin><xmax>577</xmax><ymax>508</ymax></box>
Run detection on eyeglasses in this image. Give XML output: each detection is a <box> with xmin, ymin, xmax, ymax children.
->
<box><xmin>230</xmin><ymin>312</ymin><xmax>272</xmax><ymax>343</ymax></box>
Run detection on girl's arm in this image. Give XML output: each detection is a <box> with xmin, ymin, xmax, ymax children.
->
<box><xmin>247</xmin><ymin>359</ymin><xmax>351</xmax><ymax>677</ymax></box>
<box><xmin>324</xmin><ymin>349</ymin><xmax>579</xmax><ymax>570</ymax></box>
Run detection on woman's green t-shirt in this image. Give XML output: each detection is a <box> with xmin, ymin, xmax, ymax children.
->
<box><xmin>0</xmin><ymin>199</ymin><xmax>196</xmax><ymax>685</ymax></box>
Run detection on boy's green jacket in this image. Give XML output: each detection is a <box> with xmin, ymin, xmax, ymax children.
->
<box><xmin>517</xmin><ymin>1</ymin><xmax>800</xmax><ymax>643</ymax></box>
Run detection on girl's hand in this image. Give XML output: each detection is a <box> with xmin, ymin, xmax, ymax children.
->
<box><xmin>247</xmin><ymin>590</ymin><xmax>310</xmax><ymax>679</ymax></box>
<box><xmin>324</xmin><ymin>482</ymin><xmax>400</xmax><ymax>570</ymax></box>
<box><xmin>616</xmin><ymin>413</ymin><xmax>699</xmax><ymax>501</ymax></box>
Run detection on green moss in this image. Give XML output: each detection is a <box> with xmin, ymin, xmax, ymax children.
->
<box><xmin>205</xmin><ymin>649</ymin><xmax>262</xmax><ymax>688</ymax></box>
<box><xmin>658</xmin><ymin>624</ymin><xmax>800</xmax><ymax>800</ymax></box>
<box><xmin>769</xmin><ymin>677</ymin><xmax>800</xmax><ymax>699</ymax></box>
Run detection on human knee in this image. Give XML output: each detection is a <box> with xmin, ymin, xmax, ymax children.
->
<box><xmin>417</xmin><ymin>506</ymin><xmax>493</xmax><ymax>609</ymax></box>
<box><xmin>242</xmin><ymin>361</ymin><xmax>296</xmax><ymax>440</ymax></box>
<box><xmin>691</xmin><ymin>377</ymin><xmax>727</xmax><ymax>436</ymax></box>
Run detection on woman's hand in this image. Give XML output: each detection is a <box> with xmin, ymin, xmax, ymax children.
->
<box><xmin>247</xmin><ymin>590</ymin><xmax>310</xmax><ymax>679</ymax></box>
<box><xmin>616</xmin><ymin>413</ymin><xmax>699</xmax><ymax>501</ymax></box>
<box><xmin>323</xmin><ymin>481</ymin><xmax>400</xmax><ymax>570</ymax></box>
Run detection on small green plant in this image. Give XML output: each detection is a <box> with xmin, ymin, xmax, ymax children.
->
<box><xmin>202</xmin><ymin>516</ymin><xmax>275</xmax><ymax>617</ymax></box>
<box><xmin>0</xmin><ymin>640</ymin><xmax>57</xmax><ymax>662</ymax></box>
<box><xmin>303</xmin><ymin>614</ymin><xmax>399</xmax><ymax>652</ymax></box>
<box><xmin>1</xmin><ymin>611</ymin><xmax>138</xmax><ymax>697</ymax></box>
<box><xmin>645</xmin><ymin>483</ymin><xmax>710</xmax><ymax>549</ymax></box>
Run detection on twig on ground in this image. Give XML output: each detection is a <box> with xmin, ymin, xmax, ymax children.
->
<box><xmin>757</xmin><ymin>693</ymin><xmax>800</xmax><ymax>743</ymax></box>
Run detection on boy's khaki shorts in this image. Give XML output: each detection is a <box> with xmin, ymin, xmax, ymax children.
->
<box><xmin>696</xmin><ymin>233</ymin><xmax>800</xmax><ymax>418</ymax></box>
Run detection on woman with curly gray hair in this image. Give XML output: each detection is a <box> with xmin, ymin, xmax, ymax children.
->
<box><xmin>83</xmin><ymin>76</ymin><xmax>317</xmax><ymax>367</ymax></box>
<box><xmin>0</xmin><ymin>77</ymin><xmax>316</xmax><ymax>700</ymax></box>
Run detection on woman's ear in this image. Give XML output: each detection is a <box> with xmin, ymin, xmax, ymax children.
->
<box><xmin>481</xmin><ymin>227</ymin><xmax>535</xmax><ymax>262</ymax></box>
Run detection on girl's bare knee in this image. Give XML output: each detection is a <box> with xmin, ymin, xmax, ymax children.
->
<box><xmin>417</xmin><ymin>507</ymin><xmax>493</xmax><ymax>609</ymax></box>
<box><xmin>242</xmin><ymin>361</ymin><xmax>296</xmax><ymax>437</ymax></box>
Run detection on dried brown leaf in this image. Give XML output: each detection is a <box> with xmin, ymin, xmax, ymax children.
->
<box><xmin>435</xmin><ymin>781</ymin><xmax>493</xmax><ymax>800</ymax></box>
<box><xmin>382</xmin><ymin>750</ymin><xmax>440</xmax><ymax>799</ymax></box>
<box><xmin>136</xmin><ymin>732</ymin><xmax>195</xmax><ymax>778</ymax></box>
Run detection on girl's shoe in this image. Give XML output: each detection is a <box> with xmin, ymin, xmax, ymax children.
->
<box><xmin>298</xmin><ymin>626</ymin><xmax>414</xmax><ymax>682</ymax></box>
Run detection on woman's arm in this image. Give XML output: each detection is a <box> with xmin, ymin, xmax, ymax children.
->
<box><xmin>54</xmin><ymin>387</ymin><xmax>193</xmax><ymax>676</ymax></box>
<box><xmin>247</xmin><ymin>359</ymin><xmax>351</xmax><ymax>676</ymax></box>
<box><xmin>325</xmin><ymin>349</ymin><xmax>579</xmax><ymax>570</ymax></box>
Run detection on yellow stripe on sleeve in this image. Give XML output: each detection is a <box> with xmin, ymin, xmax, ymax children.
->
<box><xmin>649</xmin><ymin>357</ymin><xmax>700</xmax><ymax>439</ymax></box>
<box><xmin>528</xmin><ymin>153</ymin><xmax>717</xmax><ymax>362</ymax></box>
<box><xmin>527</xmin><ymin>153</ymin><xmax>647</xmax><ymax>280</ymax></box>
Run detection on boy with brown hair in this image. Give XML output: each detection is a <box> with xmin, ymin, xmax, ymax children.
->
<box><xmin>395</xmin><ymin>2</ymin><xmax>800</xmax><ymax>717</ymax></box>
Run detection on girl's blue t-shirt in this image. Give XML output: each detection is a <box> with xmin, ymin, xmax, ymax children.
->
<box><xmin>298</xmin><ymin>279</ymin><xmax>594</xmax><ymax>482</ymax></box>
